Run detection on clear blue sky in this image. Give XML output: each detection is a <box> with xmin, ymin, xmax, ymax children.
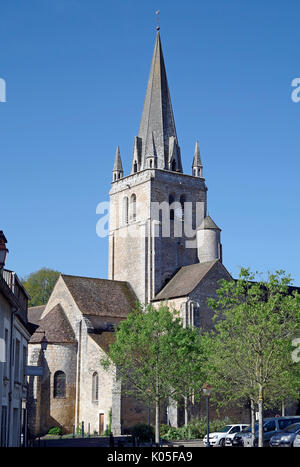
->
<box><xmin>1</xmin><ymin>0</ymin><xmax>300</xmax><ymax>285</ymax></box>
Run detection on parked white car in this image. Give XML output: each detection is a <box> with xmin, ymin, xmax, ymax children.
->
<box><xmin>203</xmin><ymin>424</ymin><xmax>249</xmax><ymax>447</ymax></box>
<box><xmin>293</xmin><ymin>433</ymin><xmax>300</xmax><ymax>447</ymax></box>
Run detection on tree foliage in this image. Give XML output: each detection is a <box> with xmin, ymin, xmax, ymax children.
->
<box><xmin>101</xmin><ymin>303</ymin><xmax>205</xmax><ymax>443</ymax></box>
<box><xmin>203</xmin><ymin>268</ymin><xmax>300</xmax><ymax>446</ymax></box>
<box><xmin>22</xmin><ymin>268</ymin><xmax>60</xmax><ymax>306</ymax></box>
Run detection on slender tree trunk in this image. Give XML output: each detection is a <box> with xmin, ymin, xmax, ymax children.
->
<box><xmin>251</xmin><ymin>399</ymin><xmax>256</xmax><ymax>443</ymax></box>
<box><xmin>281</xmin><ymin>400</ymin><xmax>285</xmax><ymax>417</ymax></box>
<box><xmin>184</xmin><ymin>397</ymin><xmax>188</xmax><ymax>427</ymax></box>
<box><xmin>155</xmin><ymin>400</ymin><xmax>160</xmax><ymax>445</ymax></box>
<box><xmin>258</xmin><ymin>386</ymin><xmax>264</xmax><ymax>447</ymax></box>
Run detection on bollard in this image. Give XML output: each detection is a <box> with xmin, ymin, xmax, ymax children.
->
<box><xmin>88</xmin><ymin>423</ymin><xmax>90</xmax><ymax>438</ymax></box>
<box><xmin>73</xmin><ymin>425</ymin><xmax>75</xmax><ymax>438</ymax></box>
<box><xmin>81</xmin><ymin>421</ymin><xmax>84</xmax><ymax>438</ymax></box>
<box><xmin>109</xmin><ymin>432</ymin><xmax>114</xmax><ymax>447</ymax></box>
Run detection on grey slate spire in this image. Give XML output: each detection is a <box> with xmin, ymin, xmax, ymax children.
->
<box><xmin>192</xmin><ymin>141</ymin><xmax>203</xmax><ymax>177</ymax></box>
<box><xmin>112</xmin><ymin>146</ymin><xmax>124</xmax><ymax>181</ymax></box>
<box><xmin>134</xmin><ymin>32</ymin><xmax>182</xmax><ymax>172</ymax></box>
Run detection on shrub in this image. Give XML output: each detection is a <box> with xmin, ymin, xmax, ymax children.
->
<box><xmin>104</xmin><ymin>408</ymin><xmax>113</xmax><ymax>436</ymax></box>
<box><xmin>47</xmin><ymin>426</ymin><xmax>62</xmax><ymax>436</ymax></box>
<box><xmin>160</xmin><ymin>418</ymin><xmax>234</xmax><ymax>441</ymax></box>
<box><xmin>130</xmin><ymin>424</ymin><xmax>154</xmax><ymax>441</ymax></box>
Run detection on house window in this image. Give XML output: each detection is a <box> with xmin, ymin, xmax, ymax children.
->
<box><xmin>4</xmin><ymin>329</ymin><xmax>8</xmax><ymax>378</ymax></box>
<box><xmin>14</xmin><ymin>339</ymin><xmax>20</xmax><ymax>382</ymax></box>
<box><xmin>0</xmin><ymin>405</ymin><xmax>7</xmax><ymax>447</ymax></box>
<box><xmin>53</xmin><ymin>371</ymin><xmax>66</xmax><ymax>398</ymax></box>
<box><xmin>130</xmin><ymin>194</ymin><xmax>137</xmax><ymax>221</ymax></box>
<box><xmin>22</xmin><ymin>346</ymin><xmax>27</xmax><ymax>384</ymax></box>
<box><xmin>92</xmin><ymin>372</ymin><xmax>99</xmax><ymax>402</ymax></box>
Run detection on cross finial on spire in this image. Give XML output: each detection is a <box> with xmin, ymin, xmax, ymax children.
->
<box><xmin>155</xmin><ymin>10</ymin><xmax>160</xmax><ymax>31</ymax></box>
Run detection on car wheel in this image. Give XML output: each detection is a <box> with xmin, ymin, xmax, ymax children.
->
<box><xmin>219</xmin><ymin>438</ymin><xmax>225</xmax><ymax>447</ymax></box>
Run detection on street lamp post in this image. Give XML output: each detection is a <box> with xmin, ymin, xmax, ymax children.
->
<box><xmin>202</xmin><ymin>383</ymin><xmax>212</xmax><ymax>447</ymax></box>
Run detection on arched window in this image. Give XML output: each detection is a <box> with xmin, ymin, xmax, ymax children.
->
<box><xmin>130</xmin><ymin>194</ymin><xmax>137</xmax><ymax>221</ymax></box>
<box><xmin>163</xmin><ymin>276</ymin><xmax>171</xmax><ymax>287</ymax></box>
<box><xmin>134</xmin><ymin>161</ymin><xmax>137</xmax><ymax>173</ymax></box>
<box><xmin>169</xmin><ymin>194</ymin><xmax>175</xmax><ymax>220</ymax></box>
<box><xmin>172</xmin><ymin>160</ymin><xmax>176</xmax><ymax>171</ymax></box>
<box><xmin>92</xmin><ymin>372</ymin><xmax>99</xmax><ymax>402</ymax></box>
<box><xmin>114</xmin><ymin>173</ymin><xmax>117</xmax><ymax>181</ymax></box>
<box><xmin>180</xmin><ymin>194</ymin><xmax>186</xmax><ymax>220</ymax></box>
<box><xmin>53</xmin><ymin>371</ymin><xmax>66</xmax><ymax>398</ymax></box>
<box><xmin>123</xmin><ymin>196</ymin><xmax>129</xmax><ymax>224</ymax></box>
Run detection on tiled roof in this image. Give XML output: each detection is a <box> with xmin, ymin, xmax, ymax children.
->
<box><xmin>28</xmin><ymin>305</ymin><xmax>46</xmax><ymax>325</ymax></box>
<box><xmin>89</xmin><ymin>332</ymin><xmax>116</xmax><ymax>354</ymax></box>
<box><xmin>153</xmin><ymin>260</ymin><xmax>223</xmax><ymax>301</ymax></box>
<box><xmin>61</xmin><ymin>274</ymin><xmax>137</xmax><ymax>318</ymax></box>
<box><xmin>29</xmin><ymin>303</ymin><xmax>76</xmax><ymax>344</ymax></box>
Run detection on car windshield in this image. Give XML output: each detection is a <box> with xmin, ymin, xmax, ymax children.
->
<box><xmin>283</xmin><ymin>423</ymin><xmax>300</xmax><ymax>433</ymax></box>
<box><xmin>219</xmin><ymin>425</ymin><xmax>232</xmax><ymax>433</ymax></box>
<box><xmin>242</xmin><ymin>425</ymin><xmax>255</xmax><ymax>433</ymax></box>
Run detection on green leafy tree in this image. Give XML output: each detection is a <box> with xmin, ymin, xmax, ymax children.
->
<box><xmin>101</xmin><ymin>303</ymin><xmax>205</xmax><ymax>444</ymax></box>
<box><xmin>22</xmin><ymin>268</ymin><xmax>60</xmax><ymax>306</ymax></box>
<box><xmin>204</xmin><ymin>268</ymin><xmax>300</xmax><ymax>447</ymax></box>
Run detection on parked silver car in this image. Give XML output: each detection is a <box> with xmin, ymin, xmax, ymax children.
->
<box><xmin>293</xmin><ymin>432</ymin><xmax>300</xmax><ymax>447</ymax></box>
<box><xmin>243</xmin><ymin>417</ymin><xmax>300</xmax><ymax>447</ymax></box>
<box><xmin>270</xmin><ymin>423</ymin><xmax>300</xmax><ymax>447</ymax></box>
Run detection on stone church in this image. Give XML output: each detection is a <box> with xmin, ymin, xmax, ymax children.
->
<box><xmin>27</xmin><ymin>31</ymin><xmax>234</xmax><ymax>436</ymax></box>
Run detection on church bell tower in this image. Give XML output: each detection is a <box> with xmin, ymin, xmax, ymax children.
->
<box><xmin>108</xmin><ymin>31</ymin><xmax>218</xmax><ymax>304</ymax></box>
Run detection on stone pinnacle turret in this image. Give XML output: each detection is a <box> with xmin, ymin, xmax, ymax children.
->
<box><xmin>192</xmin><ymin>141</ymin><xmax>203</xmax><ymax>178</ymax></box>
<box><xmin>112</xmin><ymin>146</ymin><xmax>124</xmax><ymax>181</ymax></box>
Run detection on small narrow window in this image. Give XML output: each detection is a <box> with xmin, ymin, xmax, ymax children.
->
<box><xmin>53</xmin><ymin>371</ymin><xmax>66</xmax><ymax>398</ymax></box>
<box><xmin>172</xmin><ymin>160</ymin><xmax>176</xmax><ymax>171</ymax></box>
<box><xmin>149</xmin><ymin>159</ymin><xmax>153</xmax><ymax>169</ymax></box>
<box><xmin>92</xmin><ymin>372</ymin><xmax>99</xmax><ymax>402</ymax></box>
<box><xmin>123</xmin><ymin>196</ymin><xmax>129</xmax><ymax>224</ymax></box>
<box><xmin>180</xmin><ymin>195</ymin><xmax>186</xmax><ymax>220</ymax></box>
<box><xmin>134</xmin><ymin>161</ymin><xmax>137</xmax><ymax>173</ymax></box>
<box><xmin>130</xmin><ymin>194</ymin><xmax>137</xmax><ymax>221</ymax></box>
<box><xmin>169</xmin><ymin>194</ymin><xmax>175</xmax><ymax>220</ymax></box>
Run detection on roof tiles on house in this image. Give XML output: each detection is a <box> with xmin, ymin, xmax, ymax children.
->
<box><xmin>29</xmin><ymin>303</ymin><xmax>76</xmax><ymax>344</ymax></box>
